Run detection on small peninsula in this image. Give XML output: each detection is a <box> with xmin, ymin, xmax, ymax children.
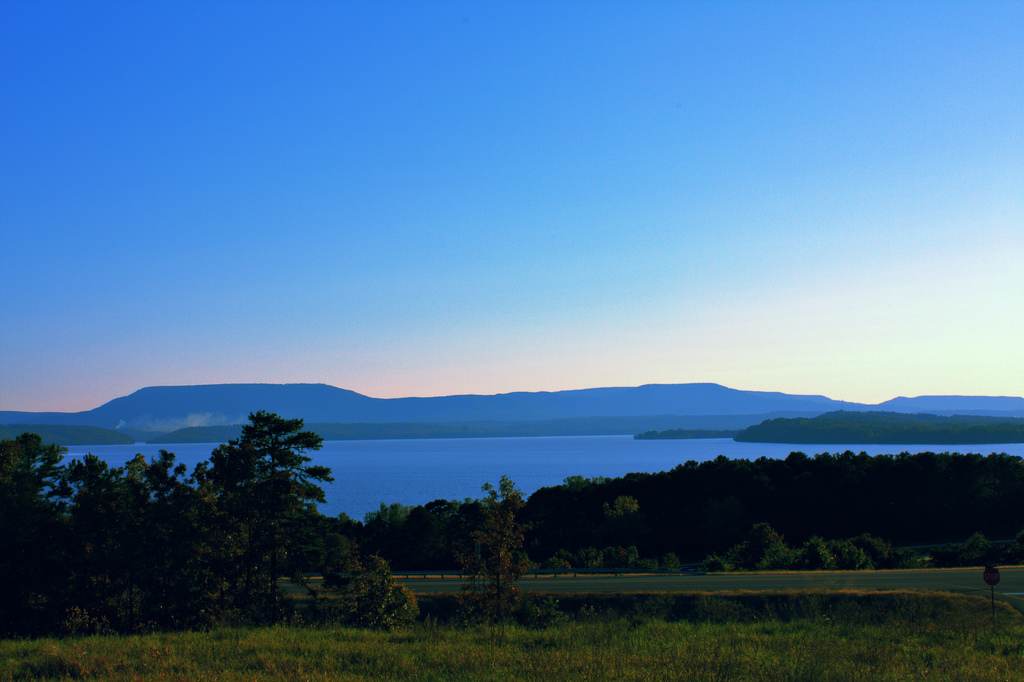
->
<box><xmin>633</xmin><ymin>429</ymin><xmax>739</xmax><ymax>440</ymax></box>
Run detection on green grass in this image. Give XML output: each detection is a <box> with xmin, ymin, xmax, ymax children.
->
<box><xmin>2</xmin><ymin>618</ymin><xmax>1023</xmax><ymax>681</ymax></box>
<box><xmin>3</xmin><ymin>592</ymin><xmax>1022</xmax><ymax>681</ymax></box>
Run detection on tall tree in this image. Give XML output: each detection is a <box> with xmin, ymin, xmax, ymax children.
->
<box><xmin>459</xmin><ymin>476</ymin><xmax>529</xmax><ymax>622</ymax></box>
<box><xmin>0</xmin><ymin>434</ymin><xmax>67</xmax><ymax>635</ymax></box>
<box><xmin>207</xmin><ymin>411</ymin><xmax>329</xmax><ymax>617</ymax></box>
<box><xmin>129</xmin><ymin>451</ymin><xmax>220</xmax><ymax>630</ymax></box>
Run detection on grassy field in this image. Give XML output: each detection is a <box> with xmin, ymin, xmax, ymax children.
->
<box><xmin>2</xmin><ymin>600</ymin><xmax>1023</xmax><ymax>681</ymax></box>
<box><xmin>7</xmin><ymin>580</ymin><xmax>1024</xmax><ymax>680</ymax></box>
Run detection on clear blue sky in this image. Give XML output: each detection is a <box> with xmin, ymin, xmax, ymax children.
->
<box><xmin>3</xmin><ymin>1</ymin><xmax>1022</xmax><ymax>411</ymax></box>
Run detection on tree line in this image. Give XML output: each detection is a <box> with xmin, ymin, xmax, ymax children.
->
<box><xmin>5</xmin><ymin>412</ymin><xmax>1024</xmax><ymax>636</ymax></box>
<box><xmin>734</xmin><ymin>410</ymin><xmax>1024</xmax><ymax>444</ymax></box>
<box><xmin>359</xmin><ymin>450</ymin><xmax>1024</xmax><ymax>570</ymax></box>
<box><xmin>2</xmin><ymin>413</ymin><xmax>414</xmax><ymax>636</ymax></box>
<box><xmin>1</xmin><ymin>412</ymin><xmax>533</xmax><ymax>637</ymax></box>
<box><xmin>704</xmin><ymin>523</ymin><xmax>1024</xmax><ymax>572</ymax></box>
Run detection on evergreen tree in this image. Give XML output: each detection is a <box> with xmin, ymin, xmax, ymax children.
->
<box><xmin>0</xmin><ymin>434</ymin><xmax>67</xmax><ymax>635</ymax></box>
<box><xmin>207</xmin><ymin>411</ymin><xmax>329</xmax><ymax>617</ymax></box>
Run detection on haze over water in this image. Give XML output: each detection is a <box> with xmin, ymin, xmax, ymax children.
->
<box><xmin>66</xmin><ymin>435</ymin><xmax>1024</xmax><ymax>519</ymax></box>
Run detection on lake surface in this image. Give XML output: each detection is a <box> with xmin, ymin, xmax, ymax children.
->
<box><xmin>64</xmin><ymin>436</ymin><xmax>1024</xmax><ymax>519</ymax></box>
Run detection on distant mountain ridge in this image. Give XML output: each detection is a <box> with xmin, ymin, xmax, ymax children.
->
<box><xmin>2</xmin><ymin>382</ymin><xmax>1022</xmax><ymax>435</ymax></box>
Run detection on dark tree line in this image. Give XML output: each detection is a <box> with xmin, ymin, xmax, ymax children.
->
<box><xmin>0</xmin><ymin>413</ymin><xmax>527</xmax><ymax>636</ymax></box>
<box><xmin>355</xmin><ymin>451</ymin><xmax>1024</xmax><ymax>570</ymax></box>
<box><xmin>0</xmin><ymin>413</ymin><xmax>346</xmax><ymax>636</ymax></box>
<box><xmin>735</xmin><ymin>410</ymin><xmax>1024</xmax><ymax>444</ymax></box>
<box><xmin>6</xmin><ymin>421</ymin><xmax>1024</xmax><ymax>636</ymax></box>
<box><xmin>706</xmin><ymin>523</ymin><xmax>1024</xmax><ymax>572</ymax></box>
<box><xmin>521</xmin><ymin>451</ymin><xmax>1024</xmax><ymax>562</ymax></box>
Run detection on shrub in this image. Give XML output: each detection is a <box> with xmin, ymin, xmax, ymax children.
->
<box><xmin>543</xmin><ymin>555</ymin><xmax>573</xmax><ymax>576</ymax></box>
<box><xmin>758</xmin><ymin>541</ymin><xmax>799</xmax><ymax>570</ymax></box>
<box><xmin>958</xmin><ymin>532</ymin><xmax>993</xmax><ymax>565</ymax></box>
<box><xmin>849</xmin><ymin>534</ymin><xmax>893</xmax><ymax>566</ymax></box>
<box><xmin>725</xmin><ymin>523</ymin><xmax>796</xmax><ymax>569</ymax></box>
<box><xmin>518</xmin><ymin>597</ymin><xmax>569</xmax><ymax>628</ymax></box>
<box><xmin>702</xmin><ymin>553</ymin><xmax>730</xmax><ymax>572</ymax></box>
<box><xmin>575</xmin><ymin>547</ymin><xmax>603</xmax><ymax>568</ymax></box>
<box><xmin>828</xmin><ymin>539</ymin><xmax>873</xmax><ymax>570</ymax></box>
<box><xmin>799</xmin><ymin>536</ymin><xmax>836</xmax><ymax>570</ymax></box>
<box><xmin>335</xmin><ymin>555</ymin><xmax>418</xmax><ymax>629</ymax></box>
<box><xmin>602</xmin><ymin>545</ymin><xmax>639</xmax><ymax>570</ymax></box>
<box><xmin>931</xmin><ymin>533</ymin><xmax>998</xmax><ymax>568</ymax></box>
<box><xmin>61</xmin><ymin>607</ymin><xmax>112</xmax><ymax>636</ymax></box>
<box><xmin>1006</xmin><ymin>529</ymin><xmax>1024</xmax><ymax>563</ymax></box>
<box><xmin>890</xmin><ymin>548</ymin><xmax>926</xmax><ymax>568</ymax></box>
<box><xmin>660</xmin><ymin>552</ymin><xmax>682</xmax><ymax>570</ymax></box>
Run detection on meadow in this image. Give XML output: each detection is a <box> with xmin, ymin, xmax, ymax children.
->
<box><xmin>3</xmin><ymin>591</ymin><xmax>1022</xmax><ymax>681</ymax></box>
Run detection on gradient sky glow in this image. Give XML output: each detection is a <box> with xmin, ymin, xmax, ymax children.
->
<box><xmin>2</xmin><ymin>1</ymin><xmax>1023</xmax><ymax>411</ymax></box>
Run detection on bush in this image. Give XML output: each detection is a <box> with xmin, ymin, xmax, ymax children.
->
<box><xmin>1006</xmin><ymin>529</ymin><xmax>1024</xmax><ymax>563</ymax></box>
<box><xmin>931</xmin><ymin>533</ymin><xmax>999</xmax><ymax>568</ymax></box>
<box><xmin>602</xmin><ymin>545</ymin><xmax>639</xmax><ymax>570</ymax></box>
<box><xmin>890</xmin><ymin>548</ymin><xmax>926</xmax><ymax>568</ymax></box>
<box><xmin>799</xmin><ymin>537</ymin><xmax>836</xmax><ymax>569</ymax></box>
<box><xmin>708</xmin><ymin>525</ymin><xmax>933</xmax><ymax>572</ymax></box>
<box><xmin>518</xmin><ymin>597</ymin><xmax>569</xmax><ymax>628</ymax></box>
<box><xmin>660</xmin><ymin>552</ymin><xmax>682</xmax><ymax>570</ymax></box>
<box><xmin>959</xmin><ymin>532</ymin><xmax>993</xmax><ymax>565</ymax></box>
<box><xmin>575</xmin><ymin>547</ymin><xmax>603</xmax><ymax>568</ymax></box>
<box><xmin>828</xmin><ymin>539</ymin><xmax>873</xmax><ymax>570</ymax></box>
<box><xmin>543</xmin><ymin>548</ymin><xmax>575</xmax><ymax>574</ymax></box>
<box><xmin>61</xmin><ymin>606</ymin><xmax>112</xmax><ymax>636</ymax></box>
<box><xmin>725</xmin><ymin>523</ymin><xmax>797</xmax><ymax>569</ymax></box>
<box><xmin>850</xmin><ymin>534</ymin><xmax>894</xmax><ymax>567</ymax></box>
<box><xmin>333</xmin><ymin>555</ymin><xmax>418</xmax><ymax>629</ymax></box>
<box><xmin>702</xmin><ymin>553</ymin><xmax>730</xmax><ymax>572</ymax></box>
<box><xmin>543</xmin><ymin>555</ymin><xmax>573</xmax><ymax>575</ymax></box>
<box><xmin>758</xmin><ymin>541</ymin><xmax>799</xmax><ymax>570</ymax></box>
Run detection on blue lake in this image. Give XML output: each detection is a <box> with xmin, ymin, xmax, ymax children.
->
<box><xmin>65</xmin><ymin>436</ymin><xmax>1024</xmax><ymax>519</ymax></box>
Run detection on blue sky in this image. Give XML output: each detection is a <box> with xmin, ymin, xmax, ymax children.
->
<box><xmin>3</xmin><ymin>1</ymin><xmax>1022</xmax><ymax>411</ymax></box>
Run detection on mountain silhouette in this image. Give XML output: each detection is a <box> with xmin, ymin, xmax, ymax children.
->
<box><xmin>1</xmin><ymin>383</ymin><xmax>1021</xmax><ymax>433</ymax></box>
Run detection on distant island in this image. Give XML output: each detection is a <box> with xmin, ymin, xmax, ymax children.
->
<box><xmin>633</xmin><ymin>429</ymin><xmax>738</xmax><ymax>440</ymax></box>
<box><xmin>734</xmin><ymin>411</ymin><xmax>1024</xmax><ymax>444</ymax></box>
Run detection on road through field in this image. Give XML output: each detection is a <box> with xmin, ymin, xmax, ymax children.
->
<box><xmin>397</xmin><ymin>566</ymin><xmax>1024</xmax><ymax>609</ymax></box>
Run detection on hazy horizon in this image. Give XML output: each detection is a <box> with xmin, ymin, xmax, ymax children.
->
<box><xmin>4</xmin><ymin>2</ymin><xmax>1022</xmax><ymax>412</ymax></box>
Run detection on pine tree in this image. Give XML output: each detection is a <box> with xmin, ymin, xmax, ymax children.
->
<box><xmin>207</xmin><ymin>411</ymin><xmax>329</xmax><ymax>618</ymax></box>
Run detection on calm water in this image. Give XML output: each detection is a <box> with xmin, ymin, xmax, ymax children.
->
<box><xmin>64</xmin><ymin>436</ymin><xmax>1024</xmax><ymax>519</ymax></box>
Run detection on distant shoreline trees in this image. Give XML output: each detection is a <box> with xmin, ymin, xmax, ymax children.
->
<box><xmin>733</xmin><ymin>411</ymin><xmax>1024</xmax><ymax>444</ymax></box>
